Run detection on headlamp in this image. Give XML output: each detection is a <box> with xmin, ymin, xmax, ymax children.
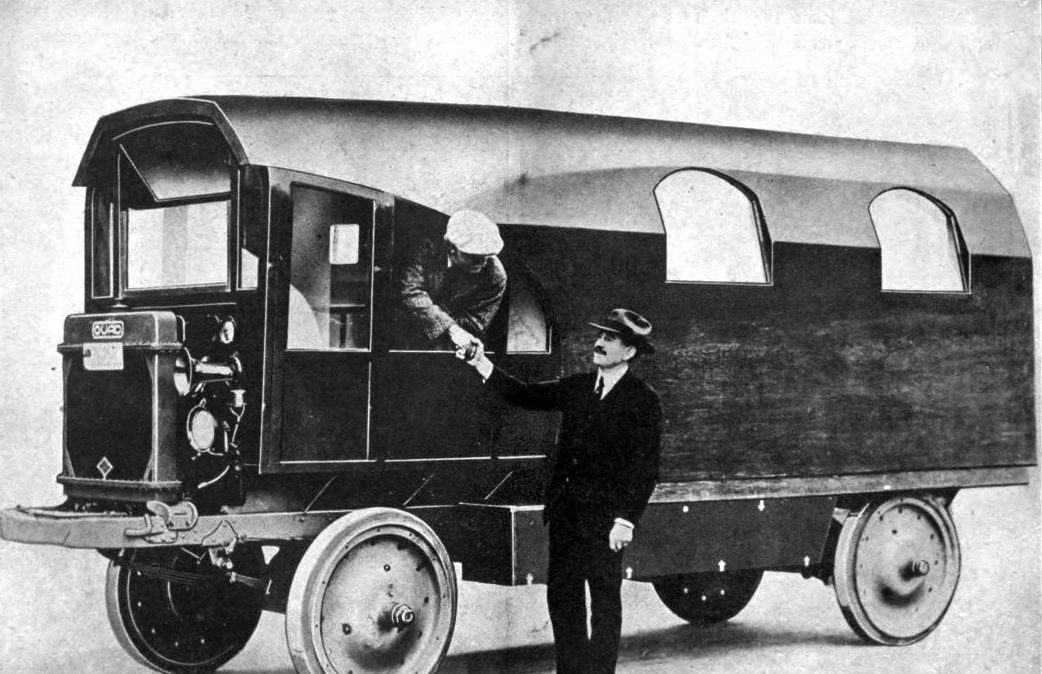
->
<box><xmin>186</xmin><ymin>405</ymin><xmax>218</xmax><ymax>451</ymax></box>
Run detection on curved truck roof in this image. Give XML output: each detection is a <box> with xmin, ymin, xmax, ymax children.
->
<box><xmin>73</xmin><ymin>96</ymin><xmax>1029</xmax><ymax>257</ymax></box>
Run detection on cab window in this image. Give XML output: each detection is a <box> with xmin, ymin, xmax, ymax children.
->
<box><xmin>91</xmin><ymin>187</ymin><xmax>114</xmax><ymax>298</ymax></box>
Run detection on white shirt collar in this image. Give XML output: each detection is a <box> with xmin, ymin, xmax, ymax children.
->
<box><xmin>596</xmin><ymin>363</ymin><xmax>629</xmax><ymax>398</ymax></box>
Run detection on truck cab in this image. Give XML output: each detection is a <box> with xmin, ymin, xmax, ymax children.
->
<box><xmin>67</xmin><ymin>99</ymin><xmax>559</xmax><ymax>510</ymax></box>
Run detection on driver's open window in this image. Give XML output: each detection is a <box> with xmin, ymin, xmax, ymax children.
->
<box><xmin>390</xmin><ymin>199</ymin><xmax>510</xmax><ymax>352</ymax></box>
<box><xmin>287</xmin><ymin>185</ymin><xmax>374</xmax><ymax>351</ymax></box>
<box><xmin>389</xmin><ymin>200</ymin><xmax>451</xmax><ymax>351</ymax></box>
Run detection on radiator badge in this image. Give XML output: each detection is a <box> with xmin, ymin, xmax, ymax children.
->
<box><xmin>97</xmin><ymin>457</ymin><xmax>113</xmax><ymax>479</ymax></box>
<box><xmin>91</xmin><ymin>319</ymin><xmax>124</xmax><ymax>340</ymax></box>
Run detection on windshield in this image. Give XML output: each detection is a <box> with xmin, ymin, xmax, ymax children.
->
<box><xmin>117</xmin><ymin>121</ymin><xmax>232</xmax><ymax>292</ymax></box>
<box><xmin>126</xmin><ymin>200</ymin><xmax>229</xmax><ymax>290</ymax></box>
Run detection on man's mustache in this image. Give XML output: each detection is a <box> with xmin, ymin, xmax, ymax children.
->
<box><xmin>593</xmin><ymin>346</ymin><xmax>607</xmax><ymax>355</ymax></box>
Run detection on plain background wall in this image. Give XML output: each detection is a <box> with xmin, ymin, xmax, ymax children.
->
<box><xmin>1</xmin><ymin>0</ymin><xmax>1038</xmax><ymax>667</ymax></box>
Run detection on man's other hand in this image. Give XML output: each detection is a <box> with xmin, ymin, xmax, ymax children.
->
<box><xmin>609</xmin><ymin>521</ymin><xmax>633</xmax><ymax>552</ymax></box>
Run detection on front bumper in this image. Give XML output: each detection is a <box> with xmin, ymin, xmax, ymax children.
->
<box><xmin>0</xmin><ymin>503</ymin><xmax>342</xmax><ymax>549</ymax></box>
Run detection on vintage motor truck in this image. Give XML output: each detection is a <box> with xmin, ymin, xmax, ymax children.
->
<box><xmin>1</xmin><ymin>96</ymin><xmax>1035</xmax><ymax>673</ymax></box>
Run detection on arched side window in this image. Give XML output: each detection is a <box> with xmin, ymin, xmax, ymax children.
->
<box><xmin>506</xmin><ymin>276</ymin><xmax>550</xmax><ymax>354</ymax></box>
<box><xmin>869</xmin><ymin>189</ymin><xmax>968</xmax><ymax>293</ymax></box>
<box><xmin>654</xmin><ymin>169</ymin><xmax>770</xmax><ymax>284</ymax></box>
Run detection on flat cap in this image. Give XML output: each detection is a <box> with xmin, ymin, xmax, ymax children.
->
<box><xmin>444</xmin><ymin>210</ymin><xmax>503</xmax><ymax>256</ymax></box>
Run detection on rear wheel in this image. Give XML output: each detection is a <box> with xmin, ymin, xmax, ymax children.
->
<box><xmin>105</xmin><ymin>546</ymin><xmax>266</xmax><ymax>673</ymax></box>
<box><xmin>833</xmin><ymin>495</ymin><xmax>961</xmax><ymax>645</ymax></box>
<box><xmin>653</xmin><ymin>569</ymin><xmax>763</xmax><ymax>625</ymax></box>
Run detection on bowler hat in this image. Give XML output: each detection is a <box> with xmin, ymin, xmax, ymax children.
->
<box><xmin>589</xmin><ymin>308</ymin><xmax>655</xmax><ymax>354</ymax></box>
<box><xmin>444</xmin><ymin>210</ymin><xmax>503</xmax><ymax>256</ymax></box>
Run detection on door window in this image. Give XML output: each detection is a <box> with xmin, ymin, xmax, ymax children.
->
<box><xmin>287</xmin><ymin>186</ymin><xmax>374</xmax><ymax>350</ymax></box>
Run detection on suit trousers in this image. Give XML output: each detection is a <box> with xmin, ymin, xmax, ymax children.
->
<box><xmin>547</xmin><ymin>501</ymin><xmax>624</xmax><ymax>674</ymax></box>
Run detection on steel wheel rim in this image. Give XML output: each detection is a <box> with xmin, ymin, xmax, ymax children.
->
<box><xmin>286</xmin><ymin>509</ymin><xmax>457</xmax><ymax>674</ymax></box>
<box><xmin>836</xmin><ymin>496</ymin><xmax>960</xmax><ymax>644</ymax></box>
<box><xmin>105</xmin><ymin>547</ymin><xmax>265</xmax><ymax>673</ymax></box>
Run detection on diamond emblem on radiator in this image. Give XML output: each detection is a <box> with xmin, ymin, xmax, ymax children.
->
<box><xmin>97</xmin><ymin>457</ymin><xmax>113</xmax><ymax>479</ymax></box>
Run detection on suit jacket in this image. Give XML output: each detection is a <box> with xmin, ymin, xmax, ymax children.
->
<box><xmin>397</xmin><ymin>238</ymin><xmax>507</xmax><ymax>341</ymax></box>
<box><xmin>488</xmin><ymin>367</ymin><xmax>663</xmax><ymax>528</ymax></box>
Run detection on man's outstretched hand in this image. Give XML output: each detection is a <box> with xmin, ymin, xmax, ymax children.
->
<box><xmin>455</xmin><ymin>335</ymin><xmax>495</xmax><ymax>381</ymax></box>
<box><xmin>447</xmin><ymin>324</ymin><xmax>481</xmax><ymax>354</ymax></box>
<box><xmin>455</xmin><ymin>334</ymin><xmax>485</xmax><ymax>363</ymax></box>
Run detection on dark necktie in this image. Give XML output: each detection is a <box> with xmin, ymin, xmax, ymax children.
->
<box><xmin>594</xmin><ymin>375</ymin><xmax>604</xmax><ymax>399</ymax></box>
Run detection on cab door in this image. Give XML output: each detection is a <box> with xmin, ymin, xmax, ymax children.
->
<box><xmin>267</xmin><ymin>170</ymin><xmax>389</xmax><ymax>468</ymax></box>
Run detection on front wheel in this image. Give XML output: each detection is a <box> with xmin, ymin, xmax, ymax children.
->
<box><xmin>285</xmin><ymin>507</ymin><xmax>458</xmax><ymax>674</ymax></box>
<box><xmin>105</xmin><ymin>545</ymin><xmax>266</xmax><ymax>673</ymax></box>
<box><xmin>653</xmin><ymin>569</ymin><xmax>764</xmax><ymax>625</ymax></box>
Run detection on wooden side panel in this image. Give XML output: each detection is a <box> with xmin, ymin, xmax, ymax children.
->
<box><xmin>501</xmin><ymin>227</ymin><xmax>1034</xmax><ymax>483</ymax></box>
<box><xmin>375</xmin><ymin>354</ymin><xmax>495</xmax><ymax>460</ymax></box>
<box><xmin>505</xmin><ymin>499</ymin><xmax>836</xmax><ymax>584</ymax></box>
<box><xmin>651</xmin><ymin>250</ymin><xmax>1033</xmax><ymax>480</ymax></box>
<box><xmin>413</xmin><ymin>504</ymin><xmax>524</xmax><ymax>586</ymax></box>
<box><xmin>280</xmin><ymin>355</ymin><xmax>369</xmax><ymax>462</ymax></box>
<box><xmin>423</xmin><ymin>498</ymin><xmax>835</xmax><ymax>586</ymax></box>
<box><xmin>624</xmin><ymin>497</ymin><xmax>836</xmax><ymax>579</ymax></box>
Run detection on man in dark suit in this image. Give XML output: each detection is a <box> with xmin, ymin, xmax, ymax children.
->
<box><xmin>461</xmin><ymin>308</ymin><xmax>663</xmax><ymax>673</ymax></box>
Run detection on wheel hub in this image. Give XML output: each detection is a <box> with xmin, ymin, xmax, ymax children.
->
<box><xmin>335</xmin><ymin>597</ymin><xmax>419</xmax><ymax>655</ymax></box>
<box><xmin>385</xmin><ymin>602</ymin><xmax>416</xmax><ymax>628</ymax></box>
<box><xmin>905</xmin><ymin>559</ymin><xmax>931</xmax><ymax>578</ymax></box>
